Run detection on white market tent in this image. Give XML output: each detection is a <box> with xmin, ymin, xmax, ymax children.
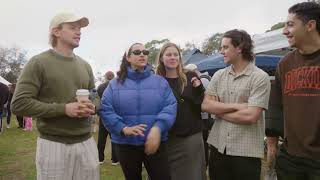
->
<box><xmin>253</xmin><ymin>29</ymin><xmax>287</xmax><ymax>136</ymax></box>
<box><xmin>253</xmin><ymin>28</ymin><xmax>290</xmax><ymax>55</ymax></box>
<box><xmin>0</xmin><ymin>76</ymin><xmax>11</xmax><ymax>85</ymax></box>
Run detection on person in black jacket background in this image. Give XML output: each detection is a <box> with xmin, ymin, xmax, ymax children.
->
<box><xmin>0</xmin><ymin>82</ymin><xmax>9</xmax><ymax>133</ymax></box>
<box><xmin>6</xmin><ymin>84</ymin><xmax>15</xmax><ymax>128</ymax></box>
<box><xmin>97</xmin><ymin>71</ymin><xmax>119</xmax><ymax>165</ymax></box>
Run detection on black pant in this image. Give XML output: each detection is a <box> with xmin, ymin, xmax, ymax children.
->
<box><xmin>202</xmin><ymin>129</ymin><xmax>209</xmax><ymax>167</ymax></box>
<box><xmin>209</xmin><ymin>147</ymin><xmax>261</xmax><ymax>180</ymax></box>
<box><xmin>16</xmin><ymin>116</ymin><xmax>24</xmax><ymax>128</ymax></box>
<box><xmin>203</xmin><ymin>117</ymin><xmax>214</xmax><ymax>167</ymax></box>
<box><xmin>97</xmin><ymin>118</ymin><xmax>118</xmax><ymax>162</ymax></box>
<box><xmin>208</xmin><ymin>146</ymin><xmax>215</xmax><ymax>180</ymax></box>
<box><xmin>6</xmin><ymin>104</ymin><xmax>11</xmax><ymax>125</ymax></box>
<box><xmin>115</xmin><ymin>143</ymin><xmax>171</xmax><ymax>180</ymax></box>
<box><xmin>276</xmin><ymin>145</ymin><xmax>320</xmax><ymax>180</ymax></box>
<box><xmin>0</xmin><ymin>111</ymin><xmax>3</xmax><ymax>132</ymax></box>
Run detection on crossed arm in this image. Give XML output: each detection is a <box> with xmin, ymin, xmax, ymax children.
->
<box><xmin>201</xmin><ymin>94</ymin><xmax>263</xmax><ymax>125</ymax></box>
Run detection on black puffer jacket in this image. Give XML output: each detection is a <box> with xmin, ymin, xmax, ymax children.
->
<box><xmin>0</xmin><ymin>82</ymin><xmax>9</xmax><ymax>112</ymax></box>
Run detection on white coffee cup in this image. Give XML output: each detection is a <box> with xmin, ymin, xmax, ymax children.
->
<box><xmin>76</xmin><ymin>89</ymin><xmax>90</xmax><ymax>102</ymax></box>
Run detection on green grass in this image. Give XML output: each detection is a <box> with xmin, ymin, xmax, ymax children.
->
<box><xmin>0</xmin><ymin>117</ymin><xmax>147</xmax><ymax>180</ymax></box>
<box><xmin>1</xmin><ymin>117</ymin><xmax>270</xmax><ymax>180</ymax></box>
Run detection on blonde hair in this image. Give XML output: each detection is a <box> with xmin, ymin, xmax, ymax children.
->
<box><xmin>156</xmin><ymin>42</ymin><xmax>187</xmax><ymax>94</ymax></box>
<box><xmin>48</xmin><ymin>24</ymin><xmax>62</xmax><ymax>47</ymax></box>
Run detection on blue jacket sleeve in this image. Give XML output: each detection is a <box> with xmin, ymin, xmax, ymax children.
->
<box><xmin>153</xmin><ymin>81</ymin><xmax>177</xmax><ymax>133</ymax></box>
<box><xmin>99</xmin><ymin>84</ymin><xmax>126</xmax><ymax>136</ymax></box>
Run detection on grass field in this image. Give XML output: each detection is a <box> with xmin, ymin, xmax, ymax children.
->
<box><xmin>0</xmin><ymin>116</ymin><xmax>271</xmax><ymax>180</ymax></box>
<box><xmin>0</xmin><ymin>117</ymin><xmax>147</xmax><ymax>180</ymax></box>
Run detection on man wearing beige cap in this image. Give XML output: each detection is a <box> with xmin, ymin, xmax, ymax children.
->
<box><xmin>12</xmin><ymin>12</ymin><xmax>100</xmax><ymax>180</ymax></box>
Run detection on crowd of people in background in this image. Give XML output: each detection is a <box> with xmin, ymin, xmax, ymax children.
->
<box><xmin>0</xmin><ymin>83</ymin><xmax>32</xmax><ymax>132</ymax></box>
<box><xmin>0</xmin><ymin>1</ymin><xmax>319</xmax><ymax>180</ymax></box>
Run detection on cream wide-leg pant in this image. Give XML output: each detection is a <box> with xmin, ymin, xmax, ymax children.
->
<box><xmin>36</xmin><ymin>137</ymin><xmax>99</xmax><ymax>180</ymax></box>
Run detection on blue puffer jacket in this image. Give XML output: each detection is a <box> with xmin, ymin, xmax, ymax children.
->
<box><xmin>99</xmin><ymin>66</ymin><xmax>177</xmax><ymax>145</ymax></box>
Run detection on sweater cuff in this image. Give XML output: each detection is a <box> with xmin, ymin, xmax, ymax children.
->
<box><xmin>116</xmin><ymin>123</ymin><xmax>127</xmax><ymax>136</ymax></box>
<box><xmin>154</xmin><ymin>121</ymin><xmax>165</xmax><ymax>133</ymax></box>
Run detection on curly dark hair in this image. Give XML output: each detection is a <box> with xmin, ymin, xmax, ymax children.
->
<box><xmin>223</xmin><ymin>29</ymin><xmax>254</xmax><ymax>62</ymax></box>
<box><xmin>289</xmin><ymin>1</ymin><xmax>320</xmax><ymax>34</ymax></box>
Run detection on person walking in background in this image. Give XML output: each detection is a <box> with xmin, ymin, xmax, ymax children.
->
<box><xmin>23</xmin><ymin>116</ymin><xmax>33</xmax><ymax>131</ymax></box>
<box><xmin>202</xmin><ymin>29</ymin><xmax>271</xmax><ymax>180</ymax></box>
<box><xmin>11</xmin><ymin>12</ymin><xmax>100</xmax><ymax>180</ymax></box>
<box><xmin>8</xmin><ymin>83</ymin><xmax>24</xmax><ymax>129</ymax></box>
<box><xmin>6</xmin><ymin>83</ymin><xmax>15</xmax><ymax>129</ymax></box>
<box><xmin>97</xmin><ymin>70</ymin><xmax>119</xmax><ymax>165</ymax></box>
<box><xmin>198</xmin><ymin>71</ymin><xmax>216</xmax><ymax>177</ymax></box>
<box><xmin>0</xmin><ymin>82</ymin><xmax>9</xmax><ymax>133</ymax></box>
<box><xmin>156</xmin><ymin>43</ymin><xmax>206</xmax><ymax>180</ymax></box>
<box><xmin>266</xmin><ymin>2</ymin><xmax>320</xmax><ymax>180</ymax></box>
<box><xmin>16</xmin><ymin>116</ymin><xmax>24</xmax><ymax>129</ymax></box>
<box><xmin>100</xmin><ymin>43</ymin><xmax>176</xmax><ymax>180</ymax></box>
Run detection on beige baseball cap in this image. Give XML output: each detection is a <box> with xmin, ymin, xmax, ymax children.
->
<box><xmin>49</xmin><ymin>12</ymin><xmax>89</xmax><ymax>30</ymax></box>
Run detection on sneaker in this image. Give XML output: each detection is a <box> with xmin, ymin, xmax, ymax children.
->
<box><xmin>111</xmin><ymin>161</ymin><xmax>119</xmax><ymax>166</ymax></box>
<box><xmin>6</xmin><ymin>125</ymin><xmax>10</xmax><ymax>129</ymax></box>
<box><xmin>99</xmin><ymin>161</ymin><xmax>104</xmax><ymax>165</ymax></box>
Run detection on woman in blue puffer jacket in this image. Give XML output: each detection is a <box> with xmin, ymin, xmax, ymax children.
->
<box><xmin>100</xmin><ymin>43</ymin><xmax>177</xmax><ymax>180</ymax></box>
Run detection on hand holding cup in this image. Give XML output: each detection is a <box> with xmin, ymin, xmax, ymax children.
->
<box><xmin>75</xmin><ymin>89</ymin><xmax>95</xmax><ymax>117</ymax></box>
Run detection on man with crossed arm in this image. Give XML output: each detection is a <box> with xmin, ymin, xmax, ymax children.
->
<box><xmin>202</xmin><ymin>29</ymin><xmax>270</xmax><ymax>180</ymax></box>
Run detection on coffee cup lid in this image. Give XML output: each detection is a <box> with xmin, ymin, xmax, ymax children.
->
<box><xmin>76</xmin><ymin>89</ymin><xmax>89</xmax><ymax>96</ymax></box>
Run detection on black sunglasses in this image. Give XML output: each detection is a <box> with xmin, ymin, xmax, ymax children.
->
<box><xmin>131</xmin><ymin>50</ymin><xmax>149</xmax><ymax>56</ymax></box>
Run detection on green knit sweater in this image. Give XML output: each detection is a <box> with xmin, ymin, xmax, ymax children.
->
<box><xmin>12</xmin><ymin>49</ymin><xmax>100</xmax><ymax>144</ymax></box>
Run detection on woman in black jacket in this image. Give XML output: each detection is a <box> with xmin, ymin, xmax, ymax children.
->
<box><xmin>156</xmin><ymin>42</ymin><xmax>206</xmax><ymax>180</ymax></box>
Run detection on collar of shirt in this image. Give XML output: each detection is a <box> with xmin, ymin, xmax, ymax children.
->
<box><xmin>228</xmin><ymin>63</ymin><xmax>254</xmax><ymax>77</ymax></box>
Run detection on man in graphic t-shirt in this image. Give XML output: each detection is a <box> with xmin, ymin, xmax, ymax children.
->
<box><xmin>266</xmin><ymin>2</ymin><xmax>320</xmax><ymax>180</ymax></box>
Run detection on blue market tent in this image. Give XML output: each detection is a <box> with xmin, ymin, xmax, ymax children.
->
<box><xmin>199</xmin><ymin>54</ymin><xmax>282</xmax><ymax>76</ymax></box>
<box><xmin>183</xmin><ymin>29</ymin><xmax>289</xmax><ymax>76</ymax></box>
<box><xmin>185</xmin><ymin>52</ymin><xmax>282</xmax><ymax>76</ymax></box>
<box><xmin>183</xmin><ymin>48</ymin><xmax>208</xmax><ymax>65</ymax></box>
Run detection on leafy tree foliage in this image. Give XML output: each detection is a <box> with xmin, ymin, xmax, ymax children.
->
<box><xmin>145</xmin><ymin>39</ymin><xmax>170</xmax><ymax>65</ymax></box>
<box><xmin>0</xmin><ymin>47</ymin><xmax>27</xmax><ymax>83</ymax></box>
<box><xmin>201</xmin><ymin>33</ymin><xmax>223</xmax><ymax>55</ymax></box>
<box><xmin>266</xmin><ymin>22</ymin><xmax>285</xmax><ymax>32</ymax></box>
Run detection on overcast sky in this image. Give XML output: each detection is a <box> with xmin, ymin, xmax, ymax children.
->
<box><xmin>0</xmin><ymin>0</ymin><xmax>304</xmax><ymax>76</ymax></box>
